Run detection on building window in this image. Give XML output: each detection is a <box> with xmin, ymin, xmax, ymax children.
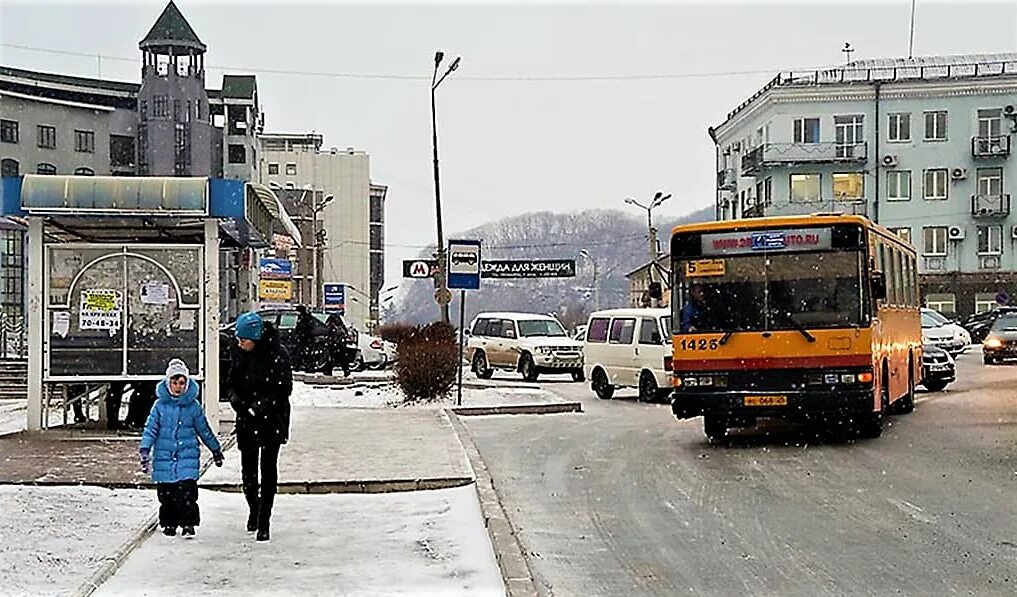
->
<box><xmin>370</xmin><ymin>224</ymin><xmax>383</xmax><ymax>251</ymax></box>
<box><xmin>887</xmin><ymin>113</ymin><xmax>910</xmax><ymax>142</ymax></box>
<box><xmin>1</xmin><ymin>120</ymin><xmax>18</xmax><ymax>144</ymax></box>
<box><xmin>923</xmin><ymin>226</ymin><xmax>948</xmax><ymax>256</ymax></box>
<box><xmin>926</xmin><ymin>293</ymin><xmax>956</xmax><ymax>315</ymax></box>
<box><xmin>153</xmin><ymin>95</ymin><xmax>169</xmax><ymax>118</ymax></box>
<box><xmin>978</xmin><ymin>108</ymin><xmax>1002</xmax><ymax>138</ymax></box>
<box><xmin>763</xmin><ymin>177</ymin><xmax>772</xmax><ymax>206</ymax></box>
<box><xmin>975</xmin><ymin>293</ymin><xmax>998</xmax><ymax>314</ymax></box>
<box><xmin>832</xmin><ymin>172</ymin><xmax>864</xmax><ymax>200</ymax></box>
<box><xmin>74</xmin><ymin>167</ymin><xmax>95</xmax><ymax>176</ymax></box>
<box><xmin>285</xmin><ymin>163</ymin><xmax>297</xmax><ymax>176</ymax></box>
<box><xmin>977</xmin><ymin>167</ymin><xmax>1003</xmax><ymax>196</ymax></box>
<box><xmin>228</xmin><ymin>144</ymin><xmax>246</xmax><ymax>164</ymax></box>
<box><xmin>110</xmin><ymin>135</ymin><xmax>135</xmax><ymax>168</ymax></box>
<box><xmin>923</xmin><ymin>169</ymin><xmax>948</xmax><ymax>200</ymax></box>
<box><xmin>793</xmin><ymin>117</ymin><xmax>820</xmax><ymax>144</ymax></box>
<box><xmin>890</xmin><ymin>227</ymin><xmax>912</xmax><ymax>245</ymax></box>
<box><xmin>977</xmin><ymin>225</ymin><xmax>1002</xmax><ymax>255</ymax></box>
<box><xmin>74</xmin><ymin>130</ymin><xmax>95</xmax><ymax>153</ymax></box>
<box><xmin>268</xmin><ymin>163</ymin><xmax>279</xmax><ymax>175</ymax></box>
<box><xmin>0</xmin><ymin>158</ymin><xmax>18</xmax><ymax>176</ymax></box>
<box><xmin>37</xmin><ymin>125</ymin><xmax>56</xmax><ymax>149</ymax></box>
<box><xmin>924</xmin><ymin>111</ymin><xmax>947</xmax><ymax>141</ymax></box>
<box><xmin>834</xmin><ymin>115</ymin><xmax>864</xmax><ymax>157</ymax></box>
<box><xmin>886</xmin><ymin>170</ymin><xmax>911</xmax><ymax>201</ymax></box>
<box><xmin>790</xmin><ymin>173</ymin><xmax>821</xmax><ymax>203</ymax></box>
<box><xmin>36</xmin><ymin>163</ymin><xmax>56</xmax><ymax>175</ymax></box>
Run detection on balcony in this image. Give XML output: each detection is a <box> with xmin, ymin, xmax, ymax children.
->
<box><xmin>971</xmin><ymin>135</ymin><xmax>1011</xmax><ymax>159</ymax></box>
<box><xmin>971</xmin><ymin>193</ymin><xmax>1011</xmax><ymax>218</ymax></box>
<box><xmin>741</xmin><ymin>142</ymin><xmax>867</xmax><ymax>176</ymax></box>
<box><xmin>716</xmin><ymin>168</ymin><xmax>736</xmax><ymax>190</ymax></box>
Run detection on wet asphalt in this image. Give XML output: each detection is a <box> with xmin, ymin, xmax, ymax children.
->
<box><xmin>463</xmin><ymin>349</ymin><xmax>1017</xmax><ymax>597</ymax></box>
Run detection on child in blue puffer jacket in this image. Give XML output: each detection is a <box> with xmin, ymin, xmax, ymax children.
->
<box><xmin>140</xmin><ymin>359</ymin><xmax>224</xmax><ymax>537</ymax></box>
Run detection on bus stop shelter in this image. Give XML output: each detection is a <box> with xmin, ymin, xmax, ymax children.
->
<box><xmin>0</xmin><ymin>174</ymin><xmax>297</xmax><ymax>433</ymax></box>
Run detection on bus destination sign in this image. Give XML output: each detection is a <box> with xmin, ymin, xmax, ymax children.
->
<box><xmin>701</xmin><ymin>228</ymin><xmax>833</xmax><ymax>256</ymax></box>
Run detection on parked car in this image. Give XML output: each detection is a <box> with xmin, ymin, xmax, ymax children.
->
<box><xmin>921</xmin><ymin>310</ymin><xmax>966</xmax><ymax>356</ymax></box>
<box><xmin>466</xmin><ymin>312</ymin><xmax>584</xmax><ymax>382</ymax></box>
<box><xmin>962</xmin><ymin>306</ymin><xmax>1017</xmax><ymax>344</ymax></box>
<box><xmin>352</xmin><ymin>329</ymin><xmax>397</xmax><ymax>371</ymax></box>
<box><xmin>921</xmin><ymin>308</ymin><xmax>970</xmax><ymax>352</ymax></box>
<box><xmin>219</xmin><ymin>308</ymin><xmax>357</xmax><ymax>383</ymax></box>
<box><xmin>982</xmin><ymin>312</ymin><xmax>1017</xmax><ymax>364</ymax></box>
<box><xmin>921</xmin><ymin>343</ymin><xmax>955</xmax><ymax>392</ymax></box>
<box><xmin>582</xmin><ymin>308</ymin><xmax>672</xmax><ymax>402</ymax></box>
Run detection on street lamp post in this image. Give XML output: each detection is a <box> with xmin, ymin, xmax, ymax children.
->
<box><xmin>625</xmin><ymin>191</ymin><xmax>672</xmax><ymax>307</ymax></box>
<box><xmin>578</xmin><ymin>249</ymin><xmax>600</xmax><ymax>311</ymax></box>
<box><xmin>431</xmin><ymin>50</ymin><xmax>461</xmax><ymax>324</ymax></box>
<box><xmin>312</xmin><ymin>193</ymin><xmax>334</xmax><ymax>307</ymax></box>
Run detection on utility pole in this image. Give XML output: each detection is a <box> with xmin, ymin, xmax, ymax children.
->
<box><xmin>579</xmin><ymin>250</ymin><xmax>599</xmax><ymax>311</ymax></box>
<box><xmin>431</xmin><ymin>50</ymin><xmax>461</xmax><ymax>324</ymax></box>
<box><xmin>625</xmin><ymin>192</ymin><xmax>671</xmax><ymax>308</ymax></box>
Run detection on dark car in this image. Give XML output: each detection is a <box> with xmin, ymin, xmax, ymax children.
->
<box><xmin>961</xmin><ymin>306</ymin><xmax>1017</xmax><ymax>344</ymax></box>
<box><xmin>219</xmin><ymin>308</ymin><xmax>357</xmax><ymax>390</ymax></box>
<box><xmin>981</xmin><ymin>313</ymin><xmax>1017</xmax><ymax>365</ymax></box>
<box><xmin>921</xmin><ymin>343</ymin><xmax>955</xmax><ymax>392</ymax></box>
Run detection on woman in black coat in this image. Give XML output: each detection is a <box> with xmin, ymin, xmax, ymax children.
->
<box><xmin>227</xmin><ymin>312</ymin><xmax>292</xmax><ymax>542</ymax></box>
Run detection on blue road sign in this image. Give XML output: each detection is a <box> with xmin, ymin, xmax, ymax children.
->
<box><xmin>323</xmin><ymin>283</ymin><xmax>345</xmax><ymax>313</ymax></box>
<box><xmin>447</xmin><ymin>240</ymin><xmax>481</xmax><ymax>290</ymax></box>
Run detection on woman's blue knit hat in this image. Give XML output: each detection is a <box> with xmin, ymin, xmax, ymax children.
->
<box><xmin>235</xmin><ymin>312</ymin><xmax>264</xmax><ymax>340</ymax></box>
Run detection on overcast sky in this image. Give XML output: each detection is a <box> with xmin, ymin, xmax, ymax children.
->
<box><xmin>2</xmin><ymin>0</ymin><xmax>1016</xmax><ymax>285</ymax></box>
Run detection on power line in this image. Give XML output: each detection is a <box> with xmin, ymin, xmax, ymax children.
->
<box><xmin>0</xmin><ymin>42</ymin><xmax>836</xmax><ymax>83</ymax></box>
<box><xmin>318</xmin><ymin>234</ymin><xmax>644</xmax><ymax>251</ymax></box>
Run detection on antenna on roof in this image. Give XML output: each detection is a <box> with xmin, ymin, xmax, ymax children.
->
<box><xmin>842</xmin><ymin>42</ymin><xmax>855</xmax><ymax>64</ymax></box>
<box><xmin>908</xmin><ymin>0</ymin><xmax>917</xmax><ymax>59</ymax></box>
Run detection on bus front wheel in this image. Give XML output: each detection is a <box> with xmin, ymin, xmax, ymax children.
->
<box><xmin>858</xmin><ymin>381</ymin><xmax>887</xmax><ymax>439</ymax></box>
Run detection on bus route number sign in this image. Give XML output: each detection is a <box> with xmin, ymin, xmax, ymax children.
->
<box><xmin>685</xmin><ymin>259</ymin><xmax>726</xmax><ymax>278</ymax></box>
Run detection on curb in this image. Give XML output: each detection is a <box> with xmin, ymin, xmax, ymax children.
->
<box><xmin>72</xmin><ymin>434</ymin><xmax>237</xmax><ymax>597</ymax></box>
<box><xmin>451</xmin><ymin>402</ymin><xmax>582</xmax><ymax>417</ymax></box>
<box><xmin>295</xmin><ymin>374</ymin><xmax>392</xmax><ymax>386</ymax></box>
<box><xmin>201</xmin><ymin>476</ymin><xmax>474</xmax><ymax>494</ymax></box>
<box><xmin>446</xmin><ymin>410</ymin><xmax>539</xmax><ymax>597</ymax></box>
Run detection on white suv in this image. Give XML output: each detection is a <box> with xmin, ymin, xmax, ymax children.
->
<box><xmin>467</xmin><ymin>312</ymin><xmax>584</xmax><ymax>382</ymax></box>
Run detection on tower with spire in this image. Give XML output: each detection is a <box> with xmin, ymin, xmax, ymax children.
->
<box><xmin>137</xmin><ymin>1</ymin><xmax>213</xmax><ymax>177</ymax></box>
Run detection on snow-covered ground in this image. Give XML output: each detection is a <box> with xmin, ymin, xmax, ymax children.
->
<box><xmin>98</xmin><ymin>486</ymin><xmax>505</xmax><ymax>597</ymax></box>
<box><xmin>0</xmin><ymin>398</ymin><xmax>71</xmax><ymax>437</ymax></box>
<box><xmin>0</xmin><ymin>485</ymin><xmax>155</xmax><ymax>597</ymax></box>
<box><xmin>285</xmin><ymin>381</ymin><xmax>560</xmax><ymax>410</ymax></box>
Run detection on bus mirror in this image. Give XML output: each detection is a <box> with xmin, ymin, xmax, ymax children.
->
<box><xmin>648</xmin><ymin>282</ymin><xmax>663</xmax><ymax>300</ymax></box>
<box><xmin>871</xmin><ymin>272</ymin><xmax>887</xmax><ymax>301</ymax></box>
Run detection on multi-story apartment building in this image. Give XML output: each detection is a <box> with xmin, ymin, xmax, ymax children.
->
<box><xmin>0</xmin><ymin>1</ymin><xmax>270</xmax><ymax>323</ymax></box>
<box><xmin>711</xmin><ymin>53</ymin><xmax>1017</xmax><ymax>317</ymax></box>
<box><xmin>259</xmin><ymin>132</ymin><xmax>384</xmax><ymax>330</ymax></box>
<box><xmin>369</xmin><ymin>184</ymin><xmax>388</xmax><ymax>327</ymax></box>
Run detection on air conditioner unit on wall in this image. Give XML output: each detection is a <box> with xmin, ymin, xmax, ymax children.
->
<box><xmin>1005</xmin><ymin>105</ymin><xmax>1015</xmax><ymax>116</ymax></box>
<box><xmin>882</xmin><ymin>155</ymin><xmax>899</xmax><ymax>168</ymax></box>
<box><xmin>951</xmin><ymin>168</ymin><xmax>967</xmax><ymax>181</ymax></box>
<box><xmin>948</xmin><ymin>226</ymin><xmax>965</xmax><ymax>240</ymax></box>
<box><xmin>1010</xmin><ymin>225</ymin><xmax>1017</xmax><ymax>239</ymax></box>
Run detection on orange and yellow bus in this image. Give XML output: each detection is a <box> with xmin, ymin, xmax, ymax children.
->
<box><xmin>669</xmin><ymin>214</ymin><xmax>921</xmax><ymax>440</ymax></box>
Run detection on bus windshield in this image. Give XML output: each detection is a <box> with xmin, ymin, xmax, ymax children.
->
<box><xmin>675</xmin><ymin>251</ymin><xmax>866</xmax><ymax>334</ymax></box>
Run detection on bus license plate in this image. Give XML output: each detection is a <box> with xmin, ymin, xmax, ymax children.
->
<box><xmin>744</xmin><ymin>395</ymin><xmax>788</xmax><ymax>407</ymax></box>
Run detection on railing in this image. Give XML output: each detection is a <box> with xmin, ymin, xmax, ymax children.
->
<box><xmin>971</xmin><ymin>193</ymin><xmax>1011</xmax><ymax>218</ymax></box>
<box><xmin>741</xmin><ymin>142</ymin><xmax>868</xmax><ymax>175</ymax></box>
<box><xmin>0</xmin><ymin>311</ymin><xmax>26</xmax><ymax>359</ymax></box>
<box><xmin>972</xmin><ymin>135</ymin><xmax>1012</xmax><ymax>158</ymax></box>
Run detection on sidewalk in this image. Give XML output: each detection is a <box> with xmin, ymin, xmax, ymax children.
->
<box><xmin>96</xmin><ymin>485</ymin><xmax>505</xmax><ymax>597</ymax></box>
<box><xmin>201</xmin><ymin>406</ymin><xmax>474</xmax><ymax>492</ymax></box>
